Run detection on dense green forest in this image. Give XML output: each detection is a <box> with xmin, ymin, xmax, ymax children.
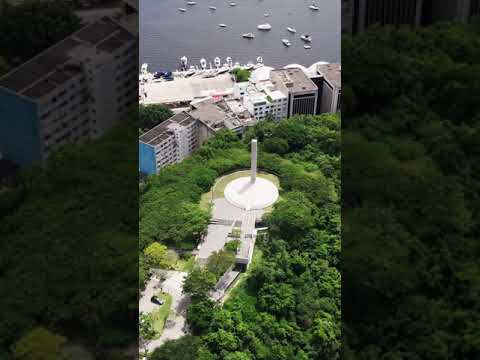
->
<box><xmin>0</xmin><ymin>0</ymin><xmax>82</xmax><ymax>72</ymax></box>
<box><xmin>141</xmin><ymin>113</ymin><xmax>341</xmax><ymax>359</ymax></box>
<box><xmin>342</xmin><ymin>22</ymin><xmax>480</xmax><ymax>358</ymax></box>
<box><xmin>0</xmin><ymin>122</ymin><xmax>138</xmax><ymax>359</ymax></box>
<box><xmin>139</xmin><ymin>104</ymin><xmax>173</xmax><ymax>134</ymax></box>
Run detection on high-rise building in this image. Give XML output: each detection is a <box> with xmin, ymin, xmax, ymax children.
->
<box><xmin>316</xmin><ymin>64</ymin><xmax>342</xmax><ymax>114</ymax></box>
<box><xmin>139</xmin><ymin>112</ymin><xmax>200</xmax><ymax>174</ymax></box>
<box><xmin>0</xmin><ymin>16</ymin><xmax>138</xmax><ymax>166</ymax></box>
<box><xmin>270</xmin><ymin>69</ymin><xmax>318</xmax><ymax>117</ymax></box>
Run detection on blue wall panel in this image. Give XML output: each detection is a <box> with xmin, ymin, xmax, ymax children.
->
<box><xmin>139</xmin><ymin>141</ymin><xmax>157</xmax><ymax>175</ymax></box>
<box><xmin>0</xmin><ymin>90</ymin><xmax>41</xmax><ymax>166</ymax></box>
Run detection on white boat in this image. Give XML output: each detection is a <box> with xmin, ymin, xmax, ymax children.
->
<box><xmin>230</xmin><ymin>2</ymin><xmax>237</xmax><ymax>6</ymax></box>
<box><xmin>216</xmin><ymin>67</ymin><xmax>230</xmax><ymax>75</ymax></box>
<box><xmin>287</xmin><ymin>27</ymin><xmax>296</xmax><ymax>33</ymax></box>
<box><xmin>180</xmin><ymin>56</ymin><xmax>188</xmax><ymax>70</ymax></box>
<box><xmin>304</xmin><ymin>45</ymin><xmax>311</xmax><ymax>49</ymax></box>
<box><xmin>242</xmin><ymin>32</ymin><xmax>255</xmax><ymax>39</ymax></box>
<box><xmin>264</xmin><ymin>13</ymin><xmax>270</xmax><ymax>17</ymax></box>
<box><xmin>187</xmin><ymin>1</ymin><xmax>197</xmax><ymax>5</ymax></box>
<box><xmin>209</xmin><ymin>6</ymin><xmax>217</xmax><ymax>10</ymax></box>
<box><xmin>257</xmin><ymin>23</ymin><xmax>272</xmax><ymax>30</ymax></box>
<box><xmin>282</xmin><ymin>39</ymin><xmax>291</xmax><ymax>47</ymax></box>
<box><xmin>185</xmin><ymin>66</ymin><xmax>196</xmax><ymax>77</ymax></box>
<box><xmin>301</xmin><ymin>34</ymin><xmax>312</xmax><ymax>42</ymax></box>
<box><xmin>219</xmin><ymin>23</ymin><xmax>227</xmax><ymax>27</ymax></box>
<box><xmin>178</xmin><ymin>8</ymin><xmax>187</xmax><ymax>12</ymax></box>
<box><xmin>203</xmin><ymin>72</ymin><xmax>216</xmax><ymax>78</ymax></box>
<box><xmin>309</xmin><ymin>4</ymin><xmax>319</xmax><ymax>10</ymax></box>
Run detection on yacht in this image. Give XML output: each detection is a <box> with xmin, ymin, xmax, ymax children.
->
<box><xmin>301</xmin><ymin>34</ymin><xmax>312</xmax><ymax>42</ymax></box>
<box><xmin>230</xmin><ymin>2</ymin><xmax>237</xmax><ymax>6</ymax></box>
<box><xmin>282</xmin><ymin>39</ymin><xmax>291</xmax><ymax>47</ymax></box>
<box><xmin>257</xmin><ymin>23</ymin><xmax>272</xmax><ymax>30</ymax></box>
<box><xmin>264</xmin><ymin>13</ymin><xmax>270</xmax><ymax>17</ymax></box>
<box><xmin>309</xmin><ymin>4</ymin><xmax>319</xmax><ymax>10</ymax></box>
<box><xmin>178</xmin><ymin>8</ymin><xmax>187</xmax><ymax>12</ymax></box>
<box><xmin>242</xmin><ymin>32</ymin><xmax>255</xmax><ymax>39</ymax></box>
<box><xmin>216</xmin><ymin>67</ymin><xmax>230</xmax><ymax>75</ymax></box>
<box><xmin>187</xmin><ymin>1</ymin><xmax>197</xmax><ymax>5</ymax></box>
<box><xmin>287</xmin><ymin>27</ymin><xmax>296</xmax><ymax>33</ymax></box>
<box><xmin>304</xmin><ymin>45</ymin><xmax>312</xmax><ymax>49</ymax></box>
<box><xmin>180</xmin><ymin>56</ymin><xmax>188</xmax><ymax>70</ymax></box>
<box><xmin>185</xmin><ymin>66</ymin><xmax>196</xmax><ymax>77</ymax></box>
<box><xmin>209</xmin><ymin>6</ymin><xmax>217</xmax><ymax>10</ymax></box>
<box><xmin>219</xmin><ymin>23</ymin><xmax>227</xmax><ymax>27</ymax></box>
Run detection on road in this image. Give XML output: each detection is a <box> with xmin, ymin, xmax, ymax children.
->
<box><xmin>139</xmin><ymin>271</ymin><xmax>190</xmax><ymax>353</ymax></box>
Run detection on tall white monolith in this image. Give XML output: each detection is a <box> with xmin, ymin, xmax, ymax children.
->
<box><xmin>251</xmin><ymin>139</ymin><xmax>257</xmax><ymax>183</ymax></box>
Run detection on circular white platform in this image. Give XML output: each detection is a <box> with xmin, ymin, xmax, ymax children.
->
<box><xmin>224</xmin><ymin>177</ymin><xmax>279</xmax><ymax>210</ymax></box>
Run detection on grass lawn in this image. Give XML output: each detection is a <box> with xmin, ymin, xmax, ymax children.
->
<box><xmin>199</xmin><ymin>170</ymin><xmax>280</xmax><ymax>210</ymax></box>
<box><xmin>151</xmin><ymin>292</ymin><xmax>173</xmax><ymax>337</ymax></box>
<box><xmin>199</xmin><ymin>191</ymin><xmax>213</xmax><ymax>211</ymax></box>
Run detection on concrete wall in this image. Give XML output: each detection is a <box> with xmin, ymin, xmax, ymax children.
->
<box><xmin>321</xmin><ymin>82</ymin><xmax>334</xmax><ymax>113</ymax></box>
<box><xmin>0</xmin><ymin>90</ymin><xmax>41</xmax><ymax>166</ymax></box>
<box><xmin>139</xmin><ymin>141</ymin><xmax>157</xmax><ymax>175</ymax></box>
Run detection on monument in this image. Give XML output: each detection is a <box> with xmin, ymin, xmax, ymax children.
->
<box><xmin>224</xmin><ymin>139</ymin><xmax>279</xmax><ymax>210</ymax></box>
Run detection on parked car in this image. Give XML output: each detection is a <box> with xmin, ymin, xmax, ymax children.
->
<box><xmin>150</xmin><ymin>296</ymin><xmax>164</xmax><ymax>306</ymax></box>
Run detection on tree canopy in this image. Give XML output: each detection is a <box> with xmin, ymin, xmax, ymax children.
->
<box><xmin>342</xmin><ymin>22</ymin><xmax>480</xmax><ymax>359</ymax></box>
<box><xmin>0</xmin><ymin>1</ymin><xmax>82</xmax><ymax>66</ymax></box>
<box><xmin>139</xmin><ymin>104</ymin><xmax>174</xmax><ymax>133</ymax></box>
<box><xmin>0</xmin><ymin>121</ymin><xmax>138</xmax><ymax>356</ymax></box>
<box><xmin>145</xmin><ymin>113</ymin><xmax>341</xmax><ymax>359</ymax></box>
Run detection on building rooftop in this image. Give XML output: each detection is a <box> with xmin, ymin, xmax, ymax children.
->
<box><xmin>139</xmin><ymin>112</ymin><xmax>196</xmax><ymax>146</ymax></box>
<box><xmin>190</xmin><ymin>103</ymin><xmax>231</xmax><ymax>131</ymax></box>
<box><xmin>190</xmin><ymin>98</ymin><xmax>253</xmax><ymax>131</ymax></box>
<box><xmin>142</xmin><ymin>73</ymin><xmax>235</xmax><ymax>104</ymax></box>
<box><xmin>0</xmin><ymin>37</ymin><xmax>81</xmax><ymax>94</ymax></box>
<box><xmin>317</xmin><ymin>63</ymin><xmax>341</xmax><ymax>89</ymax></box>
<box><xmin>0</xmin><ymin>17</ymin><xmax>134</xmax><ymax>99</ymax></box>
<box><xmin>75</xmin><ymin>17</ymin><xmax>121</xmax><ymax>45</ymax></box>
<box><xmin>270</xmin><ymin>68</ymin><xmax>318</xmax><ymax>94</ymax></box>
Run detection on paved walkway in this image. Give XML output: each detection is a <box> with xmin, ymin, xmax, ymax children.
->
<box><xmin>139</xmin><ymin>271</ymin><xmax>190</xmax><ymax>353</ymax></box>
<box><xmin>197</xmin><ymin>198</ymin><xmax>245</xmax><ymax>261</ymax></box>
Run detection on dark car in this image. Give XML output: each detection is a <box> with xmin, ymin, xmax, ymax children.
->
<box><xmin>150</xmin><ymin>296</ymin><xmax>164</xmax><ymax>306</ymax></box>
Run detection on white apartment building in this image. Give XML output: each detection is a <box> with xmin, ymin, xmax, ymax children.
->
<box><xmin>139</xmin><ymin>112</ymin><xmax>200</xmax><ymax>173</ymax></box>
<box><xmin>242</xmin><ymin>84</ymin><xmax>288</xmax><ymax>121</ymax></box>
<box><xmin>0</xmin><ymin>16</ymin><xmax>138</xmax><ymax>166</ymax></box>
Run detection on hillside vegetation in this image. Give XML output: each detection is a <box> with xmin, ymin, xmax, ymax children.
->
<box><xmin>343</xmin><ymin>22</ymin><xmax>480</xmax><ymax>358</ymax></box>
<box><xmin>141</xmin><ymin>113</ymin><xmax>341</xmax><ymax>359</ymax></box>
